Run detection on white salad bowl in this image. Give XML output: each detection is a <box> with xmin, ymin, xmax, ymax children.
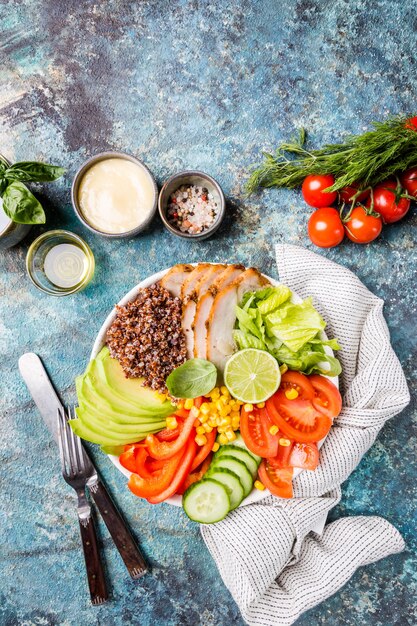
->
<box><xmin>91</xmin><ymin>265</ymin><xmax>338</xmax><ymax>507</ymax></box>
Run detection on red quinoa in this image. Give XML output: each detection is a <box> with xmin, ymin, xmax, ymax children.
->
<box><xmin>106</xmin><ymin>283</ymin><xmax>186</xmax><ymax>392</ymax></box>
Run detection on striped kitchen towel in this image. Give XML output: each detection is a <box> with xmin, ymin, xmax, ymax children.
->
<box><xmin>201</xmin><ymin>244</ymin><xmax>410</xmax><ymax>626</ymax></box>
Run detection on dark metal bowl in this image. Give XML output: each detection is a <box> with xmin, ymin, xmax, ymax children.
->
<box><xmin>158</xmin><ymin>170</ymin><xmax>226</xmax><ymax>241</ymax></box>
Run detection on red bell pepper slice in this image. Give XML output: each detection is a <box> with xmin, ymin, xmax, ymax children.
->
<box><xmin>190</xmin><ymin>428</ymin><xmax>217</xmax><ymax>471</ymax></box>
<box><xmin>128</xmin><ymin>446</ymin><xmax>184</xmax><ymax>498</ymax></box>
<box><xmin>146</xmin><ymin>410</ymin><xmax>197</xmax><ymax>460</ymax></box>
<box><xmin>177</xmin><ymin>453</ymin><xmax>212</xmax><ymax>495</ymax></box>
<box><xmin>147</xmin><ymin>438</ymin><xmax>197</xmax><ymax>503</ymax></box>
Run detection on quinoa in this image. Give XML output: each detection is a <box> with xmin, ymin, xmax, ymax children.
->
<box><xmin>106</xmin><ymin>283</ymin><xmax>187</xmax><ymax>392</ymax></box>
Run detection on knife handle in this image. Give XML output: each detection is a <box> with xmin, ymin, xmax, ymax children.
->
<box><xmin>77</xmin><ymin>512</ymin><xmax>108</xmax><ymax>605</ymax></box>
<box><xmin>89</xmin><ymin>480</ymin><xmax>148</xmax><ymax>579</ymax></box>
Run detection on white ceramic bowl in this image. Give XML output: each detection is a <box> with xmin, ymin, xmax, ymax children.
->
<box><xmin>91</xmin><ymin>265</ymin><xmax>338</xmax><ymax>507</ymax></box>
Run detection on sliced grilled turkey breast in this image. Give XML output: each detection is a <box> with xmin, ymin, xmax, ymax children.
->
<box><xmin>182</xmin><ymin>264</ymin><xmax>226</xmax><ymax>358</ymax></box>
<box><xmin>207</xmin><ymin>268</ymin><xmax>269</xmax><ymax>375</ymax></box>
<box><xmin>193</xmin><ymin>264</ymin><xmax>245</xmax><ymax>359</ymax></box>
<box><xmin>159</xmin><ymin>264</ymin><xmax>193</xmax><ymax>298</ymax></box>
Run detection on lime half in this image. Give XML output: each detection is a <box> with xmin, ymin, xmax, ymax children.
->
<box><xmin>224</xmin><ymin>349</ymin><xmax>281</xmax><ymax>404</ymax></box>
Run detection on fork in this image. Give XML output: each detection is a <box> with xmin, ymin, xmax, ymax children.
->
<box><xmin>57</xmin><ymin>407</ymin><xmax>108</xmax><ymax>605</ymax></box>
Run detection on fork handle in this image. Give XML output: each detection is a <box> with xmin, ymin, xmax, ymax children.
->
<box><xmin>78</xmin><ymin>512</ymin><xmax>108</xmax><ymax>605</ymax></box>
<box><xmin>89</xmin><ymin>479</ymin><xmax>148</xmax><ymax>579</ymax></box>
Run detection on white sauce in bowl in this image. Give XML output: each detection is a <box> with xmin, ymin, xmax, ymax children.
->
<box><xmin>78</xmin><ymin>158</ymin><xmax>156</xmax><ymax>234</ymax></box>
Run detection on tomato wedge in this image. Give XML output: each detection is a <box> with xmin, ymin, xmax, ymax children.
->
<box><xmin>128</xmin><ymin>446</ymin><xmax>185</xmax><ymax>498</ymax></box>
<box><xmin>146</xmin><ymin>410</ymin><xmax>197</xmax><ymax>459</ymax></box>
<box><xmin>274</xmin><ymin>440</ymin><xmax>294</xmax><ymax>467</ymax></box>
<box><xmin>240</xmin><ymin>407</ymin><xmax>279</xmax><ymax>458</ymax></box>
<box><xmin>258</xmin><ymin>460</ymin><xmax>293</xmax><ymax>498</ymax></box>
<box><xmin>147</xmin><ymin>438</ymin><xmax>197</xmax><ymax>503</ymax></box>
<box><xmin>288</xmin><ymin>442</ymin><xmax>319</xmax><ymax>470</ymax></box>
<box><xmin>176</xmin><ymin>453</ymin><xmax>213</xmax><ymax>495</ymax></box>
<box><xmin>308</xmin><ymin>375</ymin><xmax>342</xmax><ymax>419</ymax></box>
<box><xmin>280</xmin><ymin>370</ymin><xmax>315</xmax><ymax>400</ymax></box>
<box><xmin>266</xmin><ymin>396</ymin><xmax>332</xmax><ymax>443</ymax></box>
<box><xmin>190</xmin><ymin>428</ymin><xmax>217</xmax><ymax>471</ymax></box>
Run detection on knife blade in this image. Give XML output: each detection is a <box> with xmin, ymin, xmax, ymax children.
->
<box><xmin>18</xmin><ymin>352</ymin><xmax>148</xmax><ymax>579</ymax></box>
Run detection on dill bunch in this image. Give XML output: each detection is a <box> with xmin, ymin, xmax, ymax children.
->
<box><xmin>246</xmin><ymin>116</ymin><xmax>417</xmax><ymax>195</ymax></box>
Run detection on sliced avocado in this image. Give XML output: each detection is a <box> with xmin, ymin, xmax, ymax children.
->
<box><xmin>79</xmin><ymin>375</ymin><xmax>163</xmax><ymax>425</ymax></box>
<box><xmin>90</xmin><ymin>358</ymin><xmax>162</xmax><ymax>416</ymax></box>
<box><xmin>98</xmin><ymin>347</ymin><xmax>175</xmax><ymax>413</ymax></box>
<box><xmin>70</xmin><ymin>418</ymin><xmax>161</xmax><ymax>446</ymax></box>
<box><xmin>76</xmin><ymin>405</ymin><xmax>166</xmax><ymax>436</ymax></box>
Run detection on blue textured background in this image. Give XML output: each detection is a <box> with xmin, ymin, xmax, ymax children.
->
<box><xmin>1</xmin><ymin>1</ymin><xmax>416</xmax><ymax>625</ymax></box>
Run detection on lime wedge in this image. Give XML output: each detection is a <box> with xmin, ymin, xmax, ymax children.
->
<box><xmin>224</xmin><ymin>349</ymin><xmax>281</xmax><ymax>404</ymax></box>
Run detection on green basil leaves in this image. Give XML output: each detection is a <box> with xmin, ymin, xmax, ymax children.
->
<box><xmin>0</xmin><ymin>160</ymin><xmax>64</xmax><ymax>225</ymax></box>
<box><xmin>166</xmin><ymin>359</ymin><xmax>218</xmax><ymax>399</ymax></box>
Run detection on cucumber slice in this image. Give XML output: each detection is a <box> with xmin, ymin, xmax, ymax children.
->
<box><xmin>215</xmin><ymin>445</ymin><xmax>259</xmax><ymax>479</ymax></box>
<box><xmin>210</xmin><ymin>455</ymin><xmax>253</xmax><ymax>497</ymax></box>
<box><xmin>183</xmin><ymin>479</ymin><xmax>230</xmax><ymax>524</ymax></box>
<box><xmin>229</xmin><ymin>433</ymin><xmax>262</xmax><ymax>464</ymax></box>
<box><xmin>206</xmin><ymin>467</ymin><xmax>244</xmax><ymax>510</ymax></box>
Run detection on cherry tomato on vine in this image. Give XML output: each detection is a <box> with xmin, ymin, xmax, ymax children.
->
<box><xmin>308</xmin><ymin>207</ymin><xmax>344</xmax><ymax>248</ymax></box>
<box><xmin>400</xmin><ymin>167</ymin><xmax>417</xmax><ymax>199</ymax></box>
<box><xmin>367</xmin><ymin>180</ymin><xmax>410</xmax><ymax>224</ymax></box>
<box><xmin>339</xmin><ymin>183</ymin><xmax>370</xmax><ymax>204</ymax></box>
<box><xmin>344</xmin><ymin>205</ymin><xmax>382</xmax><ymax>244</ymax></box>
<box><xmin>405</xmin><ymin>116</ymin><xmax>417</xmax><ymax>131</ymax></box>
<box><xmin>301</xmin><ymin>174</ymin><xmax>338</xmax><ymax>208</ymax></box>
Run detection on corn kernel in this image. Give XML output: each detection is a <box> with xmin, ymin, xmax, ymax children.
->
<box><xmin>220</xmin><ymin>386</ymin><xmax>230</xmax><ymax>396</ymax></box>
<box><xmin>218</xmin><ymin>433</ymin><xmax>228</xmax><ymax>445</ymax></box>
<box><xmin>211</xmin><ymin>442</ymin><xmax>220</xmax><ymax>453</ymax></box>
<box><xmin>210</xmin><ymin>388</ymin><xmax>220</xmax><ymax>399</ymax></box>
<box><xmin>269</xmin><ymin>425</ymin><xmax>279</xmax><ymax>435</ymax></box>
<box><xmin>177</xmin><ymin>400</ymin><xmax>184</xmax><ymax>409</ymax></box>
<box><xmin>195</xmin><ymin>434</ymin><xmax>207</xmax><ymax>446</ymax></box>
<box><xmin>196</xmin><ymin>425</ymin><xmax>206</xmax><ymax>435</ymax></box>
<box><xmin>203</xmin><ymin>423</ymin><xmax>213</xmax><ymax>433</ymax></box>
<box><xmin>279</xmin><ymin>438</ymin><xmax>291</xmax><ymax>447</ymax></box>
<box><xmin>156</xmin><ymin>392</ymin><xmax>167</xmax><ymax>402</ymax></box>
<box><xmin>200</xmin><ymin>402</ymin><xmax>211</xmax><ymax>415</ymax></box>
<box><xmin>215</xmin><ymin>400</ymin><xmax>223</xmax><ymax>412</ymax></box>
<box><xmin>208</xmin><ymin>419</ymin><xmax>218</xmax><ymax>428</ymax></box>
<box><xmin>231</xmin><ymin>418</ymin><xmax>240</xmax><ymax>428</ymax></box>
<box><xmin>199</xmin><ymin>413</ymin><xmax>209</xmax><ymax>424</ymax></box>
<box><xmin>230</xmin><ymin>411</ymin><xmax>240</xmax><ymax>420</ymax></box>
<box><xmin>257</xmin><ymin>402</ymin><xmax>265</xmax><ymax>408</ymax></box>
<box><xmin>254</xmin><ymin>480</ymin><xmax>265</xmax><ymax>491</ymax></box>
<box><xmin>225</xmin><ymin>430</ymin><xmax>236</xmax><ymax>442</ymax></box>
<box><xmin>285</xmin><ymin>388</ymin><xmax>299</xmax><ymax>400</ymax></box>
<box><xmin>166</xmin><ymin>417</ymin><xmax>178</xmax><ymax>430</ymax></box>
<box><xmin>184</xmin><ymin>398</ymin><xmax>194</xmax><ymax>410</ymax></box>
<box><xmin>243</xmin><ymin>403</ymin><xmax>253</xmax><ymax>412</ymax></box>
<box><xmin>279</xmin><ymin>364</ymin><xmax>288</xmax><ymax>375</ymax></box>
<box><xmin>220</xmin><ymin>406</ymin><xmax>231</xmax><ymax>418</ymax></box>
<box><xmin>190</xmin><ymin>406</ymin><xmax>200</xmax><ymax>418</ymax></box>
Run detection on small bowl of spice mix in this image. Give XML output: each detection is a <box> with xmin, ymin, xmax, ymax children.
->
<box><xmin>158</xmin><ymin>170</ymin><xmax>225</xmax><ymax>240</ymax></box>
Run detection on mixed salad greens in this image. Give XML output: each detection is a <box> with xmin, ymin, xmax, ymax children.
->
<box><xmin>234</xmin><ymin>286</ymin><xmax>341</xmax><ymax>377</ymax></box>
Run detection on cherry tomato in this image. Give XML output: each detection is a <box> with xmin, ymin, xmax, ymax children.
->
<box><xmin>288</xmin><ymin>442</ymin><xmax>319</xmax><ymax>470</ymax></box>
<box><xmin>258</xmin><ymin>460</ymin><xmax>293</xmax><ymax>498</ymax></box>
<box><xmin>368</xmin><ymin>180</ymin><xmax>410</xmax><ymax>224</ymax></box>
<box><xmin>240</xmin><ymin>406</ymin><xmax>279</xmax><ymax>458</ymax></box>
<box><xmin>302</xmin><ymin>174</ymin><xmax>338</xmax><ymax>208</ymax></box>
<box><xmin>339</xmin><ymin>183</ymin><xmax>370</xmax><ymax>204</ymax></box>
<box><xmin>344</xmin><ymin>205</ymin><xmax>382</xmax><ymax>244</ymax></box>
<box><xmin>309</xmin><ymin>375</ymin><xmax>342</xmax><ymax>419</ymax></box>
<box><xmin>405</xmin><ymin>116</ymin><xmax>417</xmax><ymax>131</ymax></box>
<box><xmin>308</xmin><ymin>207</ymin><xmax>344</xmax><ymax>248</ymax></box>
<box><xmin>400</xmin><ymin>167</ymin><xmax>417</xmax><ymax>199</ymax></box>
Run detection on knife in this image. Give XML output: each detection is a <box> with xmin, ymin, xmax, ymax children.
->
<box><xmin>18</xmin><ymin>352</ymin><xmax>148</xmax><ymax>580</ymax></box>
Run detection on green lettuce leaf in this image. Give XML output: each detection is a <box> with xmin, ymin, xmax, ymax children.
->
<box><xmin>266</xmin><ymin>297</ymin><xmax>326</xmax><ymax>352</ymax></box>
<box><xmin>233</xmin><ymin>329</ymin><xmax>266</xmax><ymax>351</ymax></box>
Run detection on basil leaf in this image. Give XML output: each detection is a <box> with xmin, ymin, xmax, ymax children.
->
<box><xmin>0</xmin><ymin>178</ymin><xmax>8</xmax><ymax>196</ymax></box>
<box><xmin>166</xmin><ymin>359</ymin><xmax>217</xmax><ymax>399</ymax></box>
<box><xmin>2</xmin><ymin>181</ymin><xmax>46</xmax><ymax>224</ymax></box>
<box><xmin>4</xmin><ymin>161</ymin><xmax>65</xmax><ymax>182</ymax></box>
